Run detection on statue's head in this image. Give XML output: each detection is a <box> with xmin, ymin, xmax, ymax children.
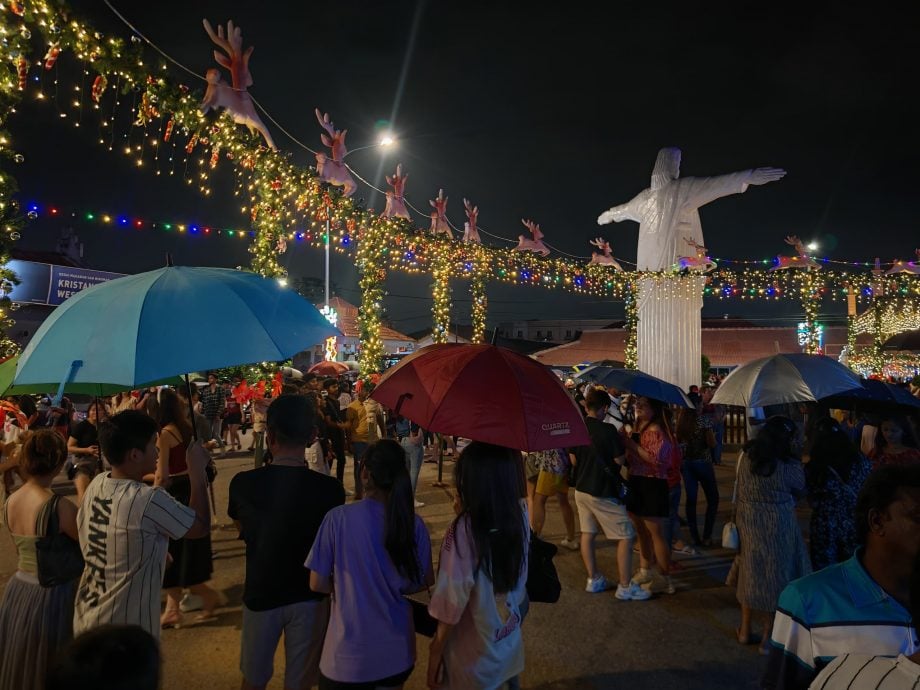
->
<box><xmin>650</xmin><ymin>147</ymin><xmax>681</xmax><ymax>190</ymax></box>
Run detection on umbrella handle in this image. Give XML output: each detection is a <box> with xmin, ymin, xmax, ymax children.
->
<box><xmin>394</xmin><ymin>393</ymin><xmax>413</xmax><ymax>417</ymax></box>
<box><xmin>52</xmin><ymin>360</ymin><xmax>83</xmax><ymax>407</ymax></box>
<box><xmin>184</xmin><ymin>373</ymin><xmax>198</xmax><ymax>442</ymax></box>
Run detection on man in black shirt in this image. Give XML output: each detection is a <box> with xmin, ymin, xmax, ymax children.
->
<box><xmin>228</xmin><ymin>395</ymin><xmax>345</xmax><ymax>690</ymax></box>
<box><xmin>321</xmin><ymin>378</ymin><xmax>348</xmax><ymax>484</ymax></box>
<box><xmin>571</xmin><ymin>388</ymin><xmax>651</xmax><ymax>601</ymax></box>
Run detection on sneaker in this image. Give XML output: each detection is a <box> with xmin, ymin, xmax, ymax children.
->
<box><xmin>615</xmin><ymin>582</ymin><xmax>652</xmax><ymax>601</ymax></box>
<box><xmin>560</xmin><ymin>537</ymin><xmax>579</xmax><ymax>551</ymax></box>
<box><xmin>630</xmin><ymin>568</ymin><xmax>654</xmax><ymax>586</ymax></box>
<box><xmin>345</xmin><ymin>489</ymin><xmax>355</xmax><ymax>497</ymax></box>
<box><xmin>179</xmin><ymin>593</ymin><xmax>203</xmax><ymax>613</ymax></box>
<box><xmin>414</xmin><ymin>500</ymin><xmax>425</xmax><ymax>508</ymax></box>
<box><xmin>643</xmin><ymin>573</ymin><xmax>676</xmax><ymax>595</ymax></box>
<box><xmin>585</xmin><ymin>574</ymin><xmax>611</xmax><ymax>593</ymax></box>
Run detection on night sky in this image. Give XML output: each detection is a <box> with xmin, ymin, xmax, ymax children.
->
<box><xmin>11</xmin><ymin>1</ymin><xmax>919</xmax><ymax>334</ymax></box>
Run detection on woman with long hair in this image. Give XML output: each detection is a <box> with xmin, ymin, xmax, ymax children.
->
<box><xmin>869</xmin><ymin>415</ymin><xmax>920</xmax><ymax>470</ymax></box>
<box><xmin>156</xmin><ymin>388</ymin><xmax>222</xmax><ymax>628</ymax></box>
<box><xmin>307</xmin><ymin>439</ymin><xmax>433</xmax><ymax>689</ymax></box>
<box><xmin>621</xmin><ymin>396</ymin><xmax>679</xmax><ymax>595</ymax></box>
<box><xmin>0</xmin><ymin>430</ymin><xmax>80</xmax><ymax>689</ymax></box>
<box><xmin>427</xmin><ymin>442</ymin><xmax>529</xmax><ymax>689</ymax></box>
<box><xmin>728</xmin><ymin>415</ymin><xmax>810</xmax><ymax>654</ymax></box>
<box><xmin>676</xmin><ymin>405</ymin><xmax>719</xmax><ymax>547</ymax></box>
<box><xmin>805</xmin><ymin>417</ymin><xmax>872</xmax><ymax>571</ymax></box>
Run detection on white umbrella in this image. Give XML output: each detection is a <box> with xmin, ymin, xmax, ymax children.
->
<box><xmin>711</xmin><ymin>353</ymin><xmax>863</xmax><ymax>408</ymax></box>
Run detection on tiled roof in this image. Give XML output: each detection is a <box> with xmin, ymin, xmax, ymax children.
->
<box><xmin>323</xmin><ymin>296</ymin><xmax>415</xmax><ymax>342</ymax></box>
<box><xmin>532</xmin><ymin>326</ymin><xmax>864</xmax><ymax>368</ymax></box>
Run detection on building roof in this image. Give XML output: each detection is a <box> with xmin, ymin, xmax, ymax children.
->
<box><xmin>532</xmin><ymin>325</ymin><xmax>861</xmax><ymax>368</ymax></box>
<box><xmin>323</xmin><ymin>296</ymin><xmax>415</xmax><ymax>342</ymax></box>
<box><xmin>10</xmin><ymin>249</ymin><xmax>82</xmax><ymax>267</ymax></box>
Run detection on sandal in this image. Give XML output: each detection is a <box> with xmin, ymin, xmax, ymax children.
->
<box><xmin>161</xmin><ymin>609</ymin><xmax>183</xmax><ymax>629</ymax></box>
<box><xmin>674</xmin><ymin>544</ymin><xmax>698</xmax><ymax>556</ymax></box>
<box><xmin>194</xmin><ymin>589</ymin><xmax>228</xmax><ymax>623</ymax></box>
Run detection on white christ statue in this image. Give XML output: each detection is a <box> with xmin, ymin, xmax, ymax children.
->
<box><xmin>596</xmin><ymin>147</ymin><xmax>785</xmax><ymax>388</ymax></box>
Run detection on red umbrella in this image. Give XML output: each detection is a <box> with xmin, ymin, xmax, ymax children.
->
<box><xmin>308</xmin><ymin>361</ymin><xmax>349</xmax><ymax>376</ymax></box>
<box><xmin>371</xmin><ymin>344</ymin><xmax>589</xmax><ymax>451</ymax></box>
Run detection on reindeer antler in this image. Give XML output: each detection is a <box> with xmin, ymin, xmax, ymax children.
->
<box><xmin>590</xmin><ymin>237</ymin><xmax>605</xmax><ymax>249</ymax></box>
<box><xmin>683</xmin><ymin>236</ymin><xmax>704</xmax><ymax>250</ymax></box>
<box><xmin>203</xmin><ymin>19</ymin><xmax>253</xmax><ymax>89</ymax></box>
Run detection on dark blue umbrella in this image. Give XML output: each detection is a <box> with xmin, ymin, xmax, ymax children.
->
<box><xmin>820</xmin><ymin>378</ymin><xmax>920</xmax><ymax>412</ymax></box>
<box><xmin>575</xmin><ymin>367</ymin><xmax>694</xmax><ymax>407</ymax></box>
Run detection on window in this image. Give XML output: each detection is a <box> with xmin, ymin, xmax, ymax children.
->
<box><xmin>517</xmin><ymin>330</ymin><xmax>523</xmax><ymax>338</ymax></box>
<box><xmin>566</xmin><ymin>330</ymin><xmax>572</xmax><ymax>339</ymax></box>
<box><xmin>546</xmin><ymin>331</ymin><xmax>552</xmax><ymax>340</ymax></box>
<box><xmin>536</xmin><ymin>331</ymin><xmax>542</xmax><ymax>339</ymax></box>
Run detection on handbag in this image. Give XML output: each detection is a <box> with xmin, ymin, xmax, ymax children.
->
<box><xmin>721</xmin><ymin>452</ymin><xmax>743</xmax><ymax>551</ymax></box>
<box><xmin>35</xmin><ymin>495</ymin><xmax>85</xmax><ymax>587</ymax></box>
<box><xmin>407</xmin><ymin>588</ymin><xmax>438</xmax><ymax>637</ymax></box>
<box><xmin>526</xmin><ymin>533</ymin><xmax>561</xmax><ymax>603</ymax></box>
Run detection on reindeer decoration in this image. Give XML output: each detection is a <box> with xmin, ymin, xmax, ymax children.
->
<box><xmin>676</xmin><ymin>237</ymin><xmax>717</xmax><ymax>272</ymax></box>
<box><xmin>463</xmin><ymin>199</ymin><xmax>481</xmax><ymax>244</ymax></box>
<box><xmin>428</xmin><ymin>189</ymin><xmax>452</xmax><ymax>239</ymax></box>
<box><xmin>885</xmin><ymin>249</ymin><xmax>920</xmax><ymax>275</ymax></box>
<box><xmin>315</xmin><ymin>109</ymin><xmax>357</xmax><ymax>197</ymax></box>
<box><xmin>769</xmin><ymin>235</ymin><xmax>822</xmax><ymax>271</ymax></box>
<box><xmin>200</xmin><ymin>19</ymin><xmax>276</xmax><ymax>150</ymax></box>
<box><xmin>382</xmin><ymin>164</ymin><xmax>410</xmax><ymax>219</ymax></box>
<box><xmin>515</xmin><ymin>219</ymin><xmax>550</xmax><ymax>256</ymax></box>
<box><xmin>588</xmin><ymin>237</ymin><xmax>623</xmax><ymax>270</ymax></box>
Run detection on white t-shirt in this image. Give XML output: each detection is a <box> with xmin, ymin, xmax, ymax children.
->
<box><xmin>809</xmin><ymin>654</ymin><xmax>920</xmax><ymax>689</ymax></box>
<box><xmin>428</xmin><ymin>512</ymin><xmax>528</xmax><ymax>689</ymax></box>
<box><xmin>73</xmin><ymin>473</ymin><xmax>196</xmax><ymax>640</ymax></box>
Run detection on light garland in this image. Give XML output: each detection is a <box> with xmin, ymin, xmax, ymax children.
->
<box><xmin>430</xmin><ymin>248</ymin><xmax>452</xmax><ymax>344</ymax></box>
<box><xmin>623</xmin><ymin>281</ymin><xmax>638</xmax><ymax>369</ymax></box>
<box><xmin>3</xmin><ymin>1</ymin><xmax>920</xmax><ymax>371</ymax></box>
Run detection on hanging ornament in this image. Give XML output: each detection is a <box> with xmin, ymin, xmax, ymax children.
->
<box><xmin>49</xmin><ymin>23</ymin><xmax>61</xmax><ymax>34</ymax></box>
<box><xmin>16</xmin><ymin>56</ymin><xmax>28</xmax><ymax>90</ymax></box>
<box><xmin>270</xmin><ymin>179</ymin><xmax>282</xmax><ymax>191</ymax></box>
<box><xmin>9</xmin><ymin>1</ymin><xmax>26</xmax><ymax>16</ymax></box>
<box><xmin>275</xmin><ymin>236</ymin><xmax>287</xmax><ymax>254</ymax></box>
<box><xmin>13</xmin><ymin>154</ymin><xmax>24</xmax><ymax>163</ymax></box>
<box><xmin>91</xmin><ymin>74</ymin><xmax>107</xmax><ymax>102</ymax></box>
<box><xmin>185</xmin><ymin>132</ymin><xmax>199</xmax><ymax>154</ymax></box>
<box><xmin>163</xmin><ymin>117</ymin><xmax>174</xmax><ymax>142</ymax></box>
<box><xmin>210</xmin><ymin>145</ymin><xmax>219</xmax><ymax>169</ymax></box>
<box><xmin>250</xmin><ymin>205</ymin><xmax>259</xmax><ymax>222</ymax></box>
<box><xmin>134</xmin><ymin>90</ymin><xmax>160</xmax><ymax>126</ymax></box>
<box><xmin>43</xmin><ymin>43</ymin><xmax>61</xmax><ymax>70</ymax></box>
<box><xmin>19</xmin><ymin>27</ymin><xmax>30</xmax><ymax>40</ymax></box>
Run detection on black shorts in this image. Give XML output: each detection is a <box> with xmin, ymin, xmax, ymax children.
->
<box><xmin>626</xmin><ymin>475</ymin><xmax>669</xmax><ymax>518</ymax></box>
<box><xmin>319</xmin><ymin>666</ymin><xmax>413</xmax><ymax>689</ymax></box>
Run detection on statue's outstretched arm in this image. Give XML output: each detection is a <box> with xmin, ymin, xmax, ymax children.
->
<box><xmin>684</xmin><ymin>167</ymin><xmax>786</xmax><ymax>210</ymax></box>
<box><xmin>597</xmin><ymin>194</ymin><xmax>643</xmax><ymax>225</ymax></box>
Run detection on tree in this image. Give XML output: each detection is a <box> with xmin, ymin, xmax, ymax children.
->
<box><xmin>701</xmin><ymin>354</ymin><xmax>712</xmax><ymax>381</ymax></box>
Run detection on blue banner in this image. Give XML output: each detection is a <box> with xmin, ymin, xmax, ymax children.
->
<box><xmin>48</xmin><ymin>265</ymin><xmax>123</xmax><ymax>305</ymax></box>
<box><xmin>5</xmin><ymin>260</ymin><xmax>123</xmax><ymax>306</ymax></box>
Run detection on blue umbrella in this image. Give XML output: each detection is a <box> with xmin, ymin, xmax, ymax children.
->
<box><xmin>576</xmin><ymin>367</ymin><xmax>694</xmax><ymax>407</ymax></box>
<box><xmin>14</xmin><ymin>266</ymin><xmax>340</xmax><ymax>389</ymax></box>
<box><xmin>820</xmin><ymin>378</ymin><xmax>920</xmax><ymax>412</ymax></box>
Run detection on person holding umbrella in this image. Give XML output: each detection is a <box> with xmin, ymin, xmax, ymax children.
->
<box><xmin>621</xmin><ymin>396</ymin><xmax>679</xmax><ymax>595</ymax></box>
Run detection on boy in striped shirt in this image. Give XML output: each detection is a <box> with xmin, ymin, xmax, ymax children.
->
<box><xmin>73</xmin><ymin>410</ymin><xmax>212</xmax><ymax>640</ymax></box>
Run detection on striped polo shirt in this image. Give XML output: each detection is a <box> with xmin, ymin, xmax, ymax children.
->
<box><xmin>764</xmin><ymin>552</ymin><xmax>919</xmax><ymax>690</ymax></box>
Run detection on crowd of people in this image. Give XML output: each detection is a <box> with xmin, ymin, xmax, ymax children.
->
<box><xmin>0</xmin><ymin>368</ymin><xmax>918</xmax><ymax>689</ymax></box>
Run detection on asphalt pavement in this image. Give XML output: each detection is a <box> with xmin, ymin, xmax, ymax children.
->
<box><xmin>1</xmin><ymin>444</ymin><xmax>784</xmax><ymax>689</ymax></box>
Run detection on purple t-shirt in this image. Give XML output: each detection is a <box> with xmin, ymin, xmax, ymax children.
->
<box><xmin>305</xmin><ymin>499</ymin><xmax>432</xmax><ymax>683</ymax></box>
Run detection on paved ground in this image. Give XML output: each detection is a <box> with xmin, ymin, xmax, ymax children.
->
<box><xmin>0</xmin><ymin>443</ymin><xmax>794</xmax><ymax>689</ymax></box>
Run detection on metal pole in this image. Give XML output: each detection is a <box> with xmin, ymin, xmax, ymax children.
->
<box><xmin>325</xmin><ymin>217</ymin><xmax>331</xmax><ymax>308</ymax></box>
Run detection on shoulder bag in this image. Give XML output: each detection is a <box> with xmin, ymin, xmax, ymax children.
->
<box><xmin>35</xmin><ymin>494</ymin><xmax>85</xmax><ymax>587</ymax></box>
<box><xmin>527</xmin><ymin>533</ymin><xmax>561</xmax><ymax>603</ymax></box>
<box><xmin>721</xmin><ymin>452</ymin><xmax>742</xmax><ymax>551</ymax></box>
